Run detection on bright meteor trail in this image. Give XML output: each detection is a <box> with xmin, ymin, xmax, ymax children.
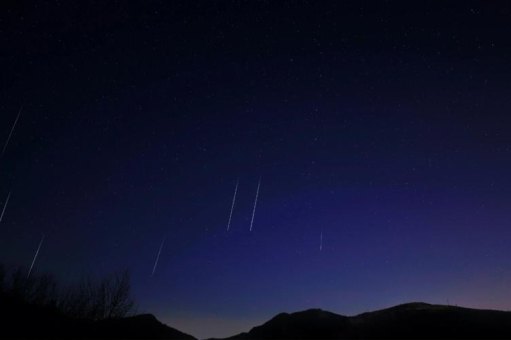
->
<box><xmin>2</xmin><ymin>106</ymin><xmax>22</xmax><ymax>157</ymax></box>
<box><xmin>27</xmin><ymin>234</ymin><xmax>45</xmax><ymax>279</ymax></box>
<box><xmin>226</xmin><ymin>179</ymin><xmax>239</xmax><ymax>231</ymax></box>
<box><xmin>249</xmin><ymin>177</ymin><xmax>261</xmax><ymax>232</ymax></box>
<box><xmin>151</xmin><ymin>237</ymin><xmax>166</xmax><ymax>277</ymax></box>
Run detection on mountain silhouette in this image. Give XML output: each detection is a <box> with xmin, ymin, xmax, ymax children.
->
<box><xmin>210</xmin><ymin>302</ymin><xmax>511</xmax><ymax>339</ymax></box>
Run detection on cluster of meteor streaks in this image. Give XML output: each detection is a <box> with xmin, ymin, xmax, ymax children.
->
<box><xmin>224</xmin><ymin>177</ymin><xmax>263</xmax><ymax>233</ymax></box>
<box><xmin>1</xmin><ymin>107</ymin><xmax>47</xmax><ymax>278</ymax></box>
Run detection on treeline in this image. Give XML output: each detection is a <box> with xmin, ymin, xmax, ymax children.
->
<box><xmin>0</xmin><ymin>264</ymin><xmax>135</xmax><ymax>321</ymax></box>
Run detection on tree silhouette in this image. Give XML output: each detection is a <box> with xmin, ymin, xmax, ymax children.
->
<box><xmin>1</xmin><ymin>265</ymin><xmax>135</xmax><ymax>320</ymax></box>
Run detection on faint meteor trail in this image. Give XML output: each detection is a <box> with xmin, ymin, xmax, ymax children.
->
<box><xmin>28</xmin><ymin>234</ymin><xmax>45</xmax><ymax>278</ymax></box>
<box><xmin>0</xmin><ymin>191</ymin><xmax>11</xmax><ymax>223</ymax></box>
<box><xmin>151</xmin><ymin>238</ymin><xmax>165</xmax><ymax>277</ymax></box>
<box><xmin>2</xmin><ymin>106</ymin><xmax>23</xmax><ymax>157</ymax></box>
<box><xmin>320</xmin><ymin>230</ymin><xmax>323</xmax><ymax>251</ymax></box>
<box><xmin>226</xmin><ymin>179</ymin><xmax>239</xmax><ymax>231</ymax></box>
<box><xmin>249</xmin><ymin>177</ymin><xmax>261</xmax><ymax>232</ymax></box>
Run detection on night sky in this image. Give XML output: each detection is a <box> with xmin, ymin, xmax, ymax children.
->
<box><xmin>2</xmin><ymin>1</ymin><xmax>511</xmax><ymax>338</ymax></box>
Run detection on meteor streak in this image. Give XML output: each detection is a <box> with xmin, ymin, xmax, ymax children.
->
<box><xmin>28</xmin><ymin>234</ymin><xmax>45</xmax><ymax>278</ymax></box>
<box><xmin>249</xmin><ymin>177</ymin><xmax>261</xmax><ymax>232</ymax></box>
<box><xmin>0</xmin><ymin>191</ymin><xmax>11</xmax><ymax>223</ymax></box>
<box><xmin>151</xmin><ymin>237</ymin><xmax>165</xmax><ymax>277</ymax></box>
<box><xmin>2</xmin><ymin>107</ymin><xmax>23</xmax><ymax>157</ymax></box>
<box><xmin>226</xmin><ymin>179</ymin><xmax>239</xmax><ymax>231</ymax></box>
<box><xmin>320</xmin><ymin>230</ymin><xmax>323</xmax><ymax>251</ymax></box>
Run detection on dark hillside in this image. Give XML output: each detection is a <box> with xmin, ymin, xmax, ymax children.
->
<box><xmin>210</xmin><ymin>303</ymin><xmax>511</xmax><ymax>339</ymax></box>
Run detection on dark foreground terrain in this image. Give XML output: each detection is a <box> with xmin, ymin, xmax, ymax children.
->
<box><xmin>3</xmin><ymin>298</ymin><xmax>511</xmax><ymax>339</ymax></box>
<box><xmin>210</xmin><ymin>303</ymin><xmax>511</xmax><ymax>339</ymax></box>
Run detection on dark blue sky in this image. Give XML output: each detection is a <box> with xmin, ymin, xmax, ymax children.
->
<box><xmin>2</xmin><ymin>1</ymin><xmax>511</xmax><ymax>338</ymax></box>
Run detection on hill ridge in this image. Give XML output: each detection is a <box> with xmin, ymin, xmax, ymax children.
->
<box><xmin>207</xmin><ymin>302</ymin><xmax>511</xmax><ymax>339</ymax></box>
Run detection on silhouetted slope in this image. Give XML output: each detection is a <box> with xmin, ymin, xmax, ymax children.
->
<box><xmin>0</xmin><ymin>293</ymin><xmax>196</xmax><ymax>339</ymax></box>
<box><xmin>211</xmin><ymin>303</ymin><xmax>511</xmax><ymax>339</ymax></box>
<box><xmin>93</xmin><ymin>314</ymin><xmax>196</xmax><ymax>339</ymax></box>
